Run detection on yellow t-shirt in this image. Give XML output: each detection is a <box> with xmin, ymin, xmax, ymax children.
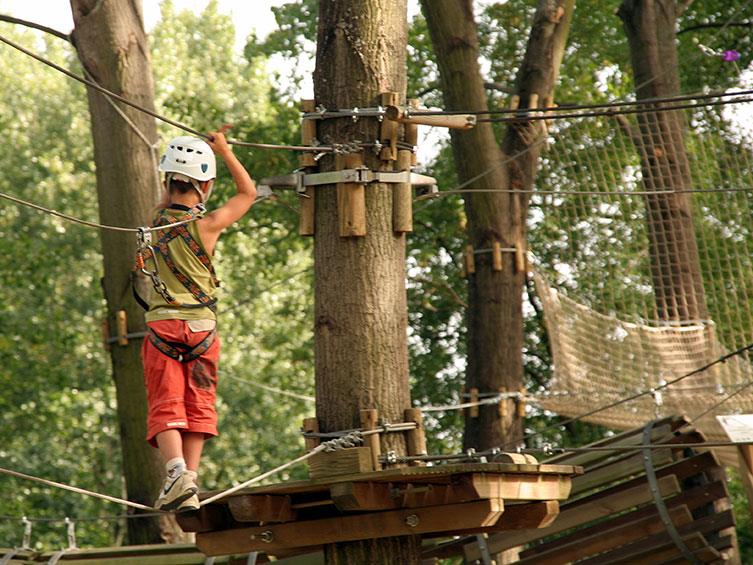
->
<box><xmin>144</xmin><ymin>206</ymin><xmax>218</xmax><ymax>322</ymax></box>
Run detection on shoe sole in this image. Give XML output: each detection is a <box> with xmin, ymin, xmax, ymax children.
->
<box><xmin>155</xmin><ymin>486</ymin><xmax>199</xmax><ymax>512</ymax></box>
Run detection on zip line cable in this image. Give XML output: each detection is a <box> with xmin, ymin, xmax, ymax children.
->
<box><xmin>0</xmin><ymin>32</ymin><xmax>328</xmax><ymax>154</ymax></box>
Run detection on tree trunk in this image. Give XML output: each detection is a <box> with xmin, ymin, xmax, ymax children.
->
<box><xmin>70</xmin><ymin>0</ymin><xmax>164</xmax><ymax>545</ymax></box>
<box><xmin>421</xmin><ymin>0</ymin><xmax>575</xmax><ymax>451</ymax></box>
<box><xmin>313</xmin><ymin>1</ymin><xmax>417</xmax><ymax>563</ymax></box>
<box><xmin>618</xmin><ymin>0</ymin><xmax>707</xmax><ymax>322</ymax></box>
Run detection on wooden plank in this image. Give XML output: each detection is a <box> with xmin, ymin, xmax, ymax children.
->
<box><xmin>404</xmin><ymin>408</ymin><xmax>427</xmax><ymax>463</ymax></box>
<box><xmin>737</xmin><ymin>444</ymin><xmax>753</xmax><ymax>523</ymax></box>
<box><xmin>360</xmin><ymin>409</ymin><xmax>381</xmax><ymax>471</ymax></box>
<box><xmin>392</xmin><ymin>149</ymin><xmax>413</xmax><ymax>233</ymax></box>
<box><xmin>228</xmin><ymin>494</ymin><xmax>297</xmax><ymax>523</ymax></box>
<box><xmin>336</xmin><ymin>152</ymin><xmax>366</xmax><ymax>237</ymax></box>
<box><xmin>517</xmin><ymin>480</ymin><xmax>728</xmax><ymax>564</ymax></box>
<box><xmin>571</xmin><ymin>445</ymin><xmax>674</xmax><ymax>495</ymax></box>
<box><xmin>308</xmin><ymin>447</ymin><xmax>374</xmax><ymax>479</ymax></box>
<box><xmin>516</xmin><ymin>504</ymin><xmax>695</xmax><ymax>565</ymax></box>
<box><xmin>576</xmin><ymin>510</ymin><xmax>735</xmax><ymax>565</ymax></box>
<box><xmin>298</xmin><ymin>99</ymin><xmax>317</xmax><ymax>236</ymax></box>
<box><xmin>302</xmin><ymin>417</ymin><xmax>320</xmax><ymax>451</ymax></box>
<box><xmin>196</xmin><ymin>499</ymin><xmax>504</xmax><ymax>556</ymax></box>
<box><xmin>465</xmin><ymin>473</ymin><xmax>682</xmax><ymax>560</ymax></box>
<box><xmin>299</xmin><ymin>99</ymin><xmax>317</xmax><ymax>168</ymax></box>
<box><xmin>199</xmin><ymin>462</ymin><xmax>580</xmax><ymax>500</ymax></box>
<box><xmin>176</xmin><ymin>503</ymin><xmax>233</xmax><ymax>533</ymax></box>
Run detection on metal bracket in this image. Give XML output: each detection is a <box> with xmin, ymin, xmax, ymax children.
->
<box><xmin>642</xmin><ymin>421</ymin><xmax>701</xmax><ymax>564</ymax></box>
<box><xmin>260</xmin><ymin>169</ymin><xmax>438</xmax><ymax>195</ymax></box>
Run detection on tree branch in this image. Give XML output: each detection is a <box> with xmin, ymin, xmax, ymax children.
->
<box><xmin>0</xmin><ymin>14</ymin><xmax>71</xmax><ymax>42</ymax></box>
<box><xmin>678</xmin><ymin>21</ymin><xmax>753</xmax><ymax>35</ymax></box>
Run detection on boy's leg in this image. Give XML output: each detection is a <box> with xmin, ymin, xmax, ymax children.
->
<box><xmin>156</xmin><ymin>429</ymin><xmax>183</xmax><ymax>462</ymax></box>
<box><xmin>182</xmin><ymin>432</ymin><xmax>206</xmax><ymax>471</ymax></box>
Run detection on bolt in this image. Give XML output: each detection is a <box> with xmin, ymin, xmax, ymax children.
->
<box><xmin>260</xmin><ymin>530</ymin><xmax>274</xmax><ymax>543</ymax></box>
<box><xmin>405</xmin><ymin>514</ymin><xmax>419</xmax><ymax>528</ymax></box>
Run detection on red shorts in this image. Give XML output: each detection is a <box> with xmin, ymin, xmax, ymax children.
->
<box><xmin>142</xmin><ymin>319</ymin><xmax>220</xmax><ymax>447</ymax></box>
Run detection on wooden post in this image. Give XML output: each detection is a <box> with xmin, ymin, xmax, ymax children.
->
<box><xmin>469</xmin><ymin>387</ymin><xmax>479</xmax><ymax>418</ymax></box>
<box><xmin>515</xmin><ymin>243</ymin><xmax>526</xmax><ymax>274</ymax></box>
<box><xmin>302</xmin><ymin>417</ymin><xmax>320</xmax><ymax>451</ymax></box>
<box><xmin>299</xmin><ymin>99</ymin><xmax>317</xmax><ymax>236</ymax></box>
<box><xmin>498</xmin><ymin>387</ymin><xmax>509</xmax><ymax>419</ymax></box>
<box><xmin>380</xmin><ymin>92</ymin><xmax>399</xmax><ymax>161</ymax></box>
<box><xmin>405</xmin><ymin>99</ymin><xmax>419</xmax><ymax>165</ymax></box>
<box><xmin>116</xmin><ymin>310</ymin><xmax>128</xmax><ymax>346</ymax></box>
<box><xmin>336</xmin><ymin>152</ymin><xmax>367</xmax><ymax>237</ymax></box>
<box><xmin>404</xmin><ymin>408</ymin><xmax>428</xmax><ymax>466</ymax></box>
<box><xmin>360</xmin><ymin>409</ymin><xmax>381</xmax><ymax>471</ymax></box>
<box><xmin>516</xmin><ymin>387</ymin><xmax>526</xmax><ymax>418</ymax></box>
<box><xmin>492</xmin><ymin>241</ymin><xmax>503</xmax><ymax>272</ymax></box>
<box><xmin>464</xmin><ymin>245</ymin><xmax>476</xmax><ymax>276</ymax></box>
<box><xmin>393</xmin><ymin>149</ymin><xmax>413</xmax><ymax>233</ymax></box>
<box><xmin>737</xmin><ymin>445</ymin><xmax>753</xmax><ymax>521</ymax></box>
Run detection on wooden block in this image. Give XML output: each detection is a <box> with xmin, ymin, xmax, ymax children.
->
<box><xmin>228</xmin><ymin>494</ymin><xmax>297</xmax><ymax>523</ymax></box>
<box><xmin>299</xmin><ymin>99</ymin><xmax>317</xmax><ymax>168</ymax></box>
<box><xmin>298</xmin><ymin>187</ymin><xmax>316</xmax><ymax>237</ymax></box>
<box><xmin>405</xmin><ymin>99</ymin><xmax>420</xmax><ymax>166</ymax></box>
<box><xmin>302</xmin><ymin>417</ymin><xmax>320</xmax><ymax>451</ymax></box>
<box><xmin>360</xmin><ymin>409</ymin><xmax>381</xmax><ymax>471</ymax></box>
<box><xmin>404</xmin><ymin>408</ymin><xmax>427</xmax><ymax>465</ymax></box>
<box><xmin>385</xmin><ymin>105</ymin><xmax>476</xmax><ymax>130</ymax></box>
<box><xmin>196</xmin><ymin>498</ymin><xmax>505</xmax><ymax>555</ymax></box>
<box><xmin>498</xmin><ymin>387</ymin><xmax>508</xmax><ymax>418</ymax></box>
<box><xmin>380</xmin><ymin>92</ymin><xmax>399</xmax><ymax>161</ymax></box>
<box><xmin>176</xmin><ymin>504</ymin><xmax>232</xmax><ymax>533</ymax></box>
<box><xmin>464</xmin><ymin>245</ymin><xmax>475</xmax><ymax>276</ymax></box>
<box><xmin>492</xmin><ymin>241</ymin><xmax>502</xmax><ymax>271</ymax></box>
<box><xmin>307</xmin><ymin>447</ymin><xmax>374</xmax><ymax>479</ymax></box>
<box><xmin>469</xmin><ymin>387</ymin><xmax>479</xmax><ymax>418</ymax></box>
<box><xmin>336</xmin><ymin>152</ymin><xmax>366</xmax><ymax>237</ymax></box>
<box><xmin>515</xmin><ymin>243</ymin><xmax>526</xmax><ymax>274</ymax></box>
<box><xmin>509</xmin><ymin>94</ymin><xmax>520</xmax><ymax>110</ymax></box>
<box><xmin>330</xmin><ymin>481</ymin><xmax>395</xmax><ymax>511</ymax></box>
<box><xmin>116</xmin><ymin>310</ymin><xmax>128</xmax><ymax>346</ymax></box>
<box><xmin>393</xmin><ymin>149</ymin><xmax>413</xmax><ymax>233</ymax></box>
<box><xmin>516</xmin><ymin>387</ymin><xmax>526</xmax><ymax>417</ymax></box>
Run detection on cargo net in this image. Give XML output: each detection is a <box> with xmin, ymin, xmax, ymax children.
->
<box><xmin>528</xmin><ymin>97</ymin><xmax>753</xmax><ymax>442</ymax></box>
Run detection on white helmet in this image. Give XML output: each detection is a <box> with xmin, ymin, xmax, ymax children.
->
<box><xmin>159</xmin><ymin>136</ymin><xmax>216</xmax><ymax>202</ymax></box>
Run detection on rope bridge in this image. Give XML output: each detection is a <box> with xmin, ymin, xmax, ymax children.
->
<box><xmin>529</xmin><ymin>99</ymin><xmax>753</xmax><ymax>449</ymax></box>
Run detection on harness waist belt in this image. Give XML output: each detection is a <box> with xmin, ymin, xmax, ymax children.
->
<box><xmin>148</xmin><ymin>327</ymin><xmax>216</xmax><ymax>363</ymax></box>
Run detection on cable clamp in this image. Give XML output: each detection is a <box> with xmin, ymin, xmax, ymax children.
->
<box><xmin>377</xmin><ymin>106</ymin><xmax>384</xmax><ymax>122</ymax></box>
<box><xmin>351</xmin><ymin>107</ymin><xmax>360</xmax><ymax>122</ymax></box>
<box><xmin>384</xmin><ymin>450</ymin><xmax>398</xmax><ymax>465</ymax></box>
<box><xmin>542</xmin><ymin>443</ymin><xmax>553</xmax><ymax>456</ymax></box>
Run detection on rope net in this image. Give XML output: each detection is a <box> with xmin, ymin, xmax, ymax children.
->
<box><xmin>528</xmin><ymin>98</ymin><xmax>753</xmax><ymax>442</ymax></box>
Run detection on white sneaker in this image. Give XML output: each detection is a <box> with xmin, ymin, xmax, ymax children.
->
<box><xmin>177</xmin><ymin>493</ymin><xmax>200</xmax><ymax>512</ymax></box>
<box><xmin>154</xmin><ymin>471</ymin><xmax>199</xmax><ymax>511</ymax></box>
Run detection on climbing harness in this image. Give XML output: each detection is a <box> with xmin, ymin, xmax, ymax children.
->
<box><xmin>146</xmin><ymin>326</ymin><xmax>217</xmax><ymax>364</ymax></box>
<box><xmin>133</xmin><ymin>204</ymin><xmax>218</xmax><ymax>313</ymax></box>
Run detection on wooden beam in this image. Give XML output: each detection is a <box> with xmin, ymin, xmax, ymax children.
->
<box><xmin>392</xmin><ymin>149</ymin><xmax>413</xmax><ymax>233</ymax></box>
<box><xmin>571</xmin><ymin>447</ymin><xmax>674</xmax><ymax>496</ymax></box>
<box><xmin>299</xmin><ymin>99</ymin><xmax>317</xmax><ymax>236</ymax></box>
<box><xmin>336</xmin><ymin>152</ymin><xmax>366</xmax><ymax>237</ymax></box>
<box><xmin>403</xmin><ymin>408</ymin><xmax>427</xmax><ymax>464</ymax></box>
<box><xmin>379</xmin><ymin>92</ymin><xmax>399</xmax><ymax>161</ymax></box>
<box><xmin>737</xmin><ymin>444</ymin><xmax>753</xmax><ymax>522</ymax></box>
<box><xmin>308</xmin><ymin>447</ymin><xmax>374</xmax><ymax>479</ymax></box>
<box><xmin>228</xmin><ymin>494</ymin><xmax>297</xmax><ymax>523</ymax></box>
<box><xmin>360</xmin><ymin>409</ymin><xmax>381</xmax><ymax>471</ymax></box>
<box><xmin>517</xmin><ymin>481</ymin><xmax>728</xmax><ymax>564</ymax></box>
<box><xmin>465</xmin><ymin>473</ymin><xmax>682</xmax><ymax>560</ymax></box>
<box><xmin>302</xmin><ymin>417</ymin><xmax>320</xmax><ymax>451</ymax></box>
<box><xmin>175</xmin><ymin>504</ymin><xmax>233</xmax><ymax>534</ymax></box>
<box><xmin>196</xmin><ymin>499</ymin><xmax>504</xmax><ymax>556</ymax></box>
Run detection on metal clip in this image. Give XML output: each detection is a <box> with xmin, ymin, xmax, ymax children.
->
<box><xmin>376</xmin><ymin>105</ymin><xmax>384</xmax><ymax>122</ymax></box>
<box><xmin>21</xmin><ymin>516</ymin><xmax>32</xmax><ymax>550</ymax></box>
<box><xmin>65</xmin><ymin>518</ymin><xmax>77</xmax><ymax>550</ymax></box>
<box><xmin>137</xmin><ymin>227</ymin><xmax>152</xmax><ymax>247</ymax></box>
<box><xmin>385</xmin><ymin>450</ymin><xmax>398</xmax><ymax>465</ymax></box>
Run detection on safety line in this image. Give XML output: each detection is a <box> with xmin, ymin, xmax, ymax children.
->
<box><xmin>0</xmin><ymin>32</ymin><xmax>328</xmax><ymax>154</ymax></box>
<box><xmin>476</xmin><ymin>95</ymin><xmax>753</xmax><ymax>124</ymax></box>
<box><xmin>0</xmin><ymin>190</ymin><xmax>198</xmax><ymax>233</ymax></box>
<box><xmin>0</xmin><ymin>467</ymin><xmax>157</xmax><ymax>512</ymax></box>
<box><xmin>223</xmin><ymin>373</ymin><xmax>315</xmax><ymax>402</ymax></box>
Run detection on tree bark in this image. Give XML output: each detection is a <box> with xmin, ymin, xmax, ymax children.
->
<box><xmin>70</xmin><ymin>0</ymin><xmax>164</xmax><ymax>545</ymax></box>
<box><xmin>421</xmin><ymin>0</ymin><xmax>575</xmax><ymax>451</ymax></box>
<box><xmin>618</xmin><ymin>0</ymin><xmax>707</xmax><ymax>322</ymax></box>
<box><xmin>313</xmin><ymin>1</ymin><xmax>417</xmax><ymax>563</ymax></box>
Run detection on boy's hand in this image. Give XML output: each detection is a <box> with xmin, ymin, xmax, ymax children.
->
<box><xmin>207</xmin><ymin>125</ymin><xmax>233</xmax><ymax>156</ymax></box>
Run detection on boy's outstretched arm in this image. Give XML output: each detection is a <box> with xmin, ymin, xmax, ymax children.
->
<box><xmin>202</xmin><ymin>129</ymin><xmax>256</xmax><ymax>238</ymax></box>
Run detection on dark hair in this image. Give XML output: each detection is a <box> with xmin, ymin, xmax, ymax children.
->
<box><xmin>168</xmin><ymin>178</ymin><xmax>196</xmax><ymax>194</ymax></box>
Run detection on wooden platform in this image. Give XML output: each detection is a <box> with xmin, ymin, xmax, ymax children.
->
<box><xmin>178</xmin><ymin>461</ymin><xmax>581</xmax><ymax>557</ymax></box>
<box><xmin>424</xmin><ymin>416</ymin><xmax>741</xmax><ymax>564</ymax></box>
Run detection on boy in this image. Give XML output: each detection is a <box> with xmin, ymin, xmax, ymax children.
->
<box><xmin>141</xmin><ymin>128</ymin><xmax>256</xmax><ymax>511</ymax></box>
